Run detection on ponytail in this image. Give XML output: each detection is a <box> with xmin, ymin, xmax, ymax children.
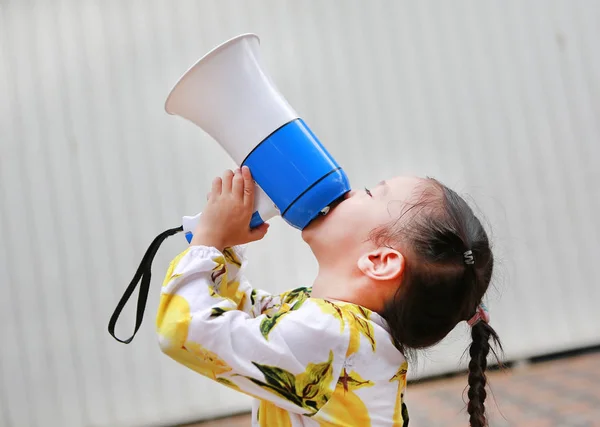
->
<box><xmin>368</xmin><ymin>178</ymin><xmax>504</xmax><ymax>426</ymax></box>
<box><xmin>466</xmin><ymin>322</ymin><xmax>502</xmax><ymax>427</ymax></box>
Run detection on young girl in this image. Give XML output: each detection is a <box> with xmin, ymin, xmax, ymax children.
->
<box><xmin>156</xmin><ymin>166</ymin><xmax>501</xmax><ymax>427</ymax></box>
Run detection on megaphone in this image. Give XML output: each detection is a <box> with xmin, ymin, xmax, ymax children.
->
<box><xmin>165</xmin><ymin>33</ymin><xmax>351</xmax><ymax>242</ymax></box>
<box><xmin>108</xmin><ymin>33</ymin><xmax>351</xmax><ymax>344</ymax></box>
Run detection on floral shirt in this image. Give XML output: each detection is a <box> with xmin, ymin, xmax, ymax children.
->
<box><xmin>156</xmin><ymin>245</ymin><xmax>409</xmax><ymax>426</ymax></box>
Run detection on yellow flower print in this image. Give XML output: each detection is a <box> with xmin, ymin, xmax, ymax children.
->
<box><xmin>280</xmin><ymin>287</ymin><xmax>311</xmax><ymax>305</ymax></box>
<box><xmin>257</xmin><ymin>400</ymin><xmax>292</xmax><ymax>427</ymax></box>
<box><xmin>259</xmin><ymin>302</ymin><xmax>292</xmax><ymax>339</ymax></box>
<box><xmin>216</xmin><ymin>377</ymin><xmax>241</xmax><ymax>391</ymax></box>
<box><xmin>295</xmin><ymin>356</ymin><xmax>334</xmax><ymax>407</ymax></box>
<box><xmin>259</xmin><ymin>287</ymin><xmax>311</xmax><ymax>340</ymax></box>
<box><xmin>345</xmin><ymin>305</ymin><xmax>376</xmax><ymax>354</ymax></box>
<box><xmin>222</xmin><ymin>247</ymin><xmax>242</xmax><ymax>268</ymax></box>
<box><xmin>261</xmin><ymin>301</ymin><xmax>280</xmax><ymax>317</ymax></box>
<box><xmin>312</xmin><ymin>299</ymin><xmax>345</xmax><ymax>333</ymax></box>
<box><xmin>250</xmin><ymin>288</ymin><xmax>260</xmax><ymax>306</ymax></box>
<box><xmin>156</xmin><ymin>294</ymin><xmax>190</xmax><ymax>345</ymax></box>
<box><xmin>218</xmin><ymin>279</ymin><xmax>247</xmax><ymax>308</ymax></box>
<box><xmin>315</xmin><ymin>369</ymin><xmax>374</xmax><ymax>426</ymax></box>
<box><xmin>207</xmin><ymin>255</ymin><xmax>246</xmax><ymax>308</ymax></box>
<box><xmin>312</xmin><ymin>300</ymin><xmax>376</xmax><ymax>356</ymax></box>
<box><xmin>161</xmin><ymin>248</ymin><xmax>191</xmax><ymax>287</ymax></box>
<box><xmin>241</xmin><ymin>350</ymin><xmax>335</xmax><ymax>414</ymax></box>
<box><xmin>181</xmin><ymin>341</ymin><xmax>233</xmax><ymax>380</ymax></box>
<box><xmin>389</xmin><ymin>361</ymin><xmax>409</xmax><ymax>427</ymax></box>
<box><xmin>210</xmin><ymin>306</ymin><xmax>234</xmax><ymax>318</ymax></box>
<box><xmin>156</xmin><ymin>295</ymin><xmax>232</xmax><ymax>380</ymax></box>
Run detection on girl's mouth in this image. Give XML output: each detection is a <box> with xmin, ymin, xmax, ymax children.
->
<box><xmin>318</xmin><ymin>190</ymin><xmax>350</xmax><ymax>216</ymax></box>
<box><xmin>302</xmin><ymin>190</ymin><xmax>350</xmax><ymax>230</ymax></box>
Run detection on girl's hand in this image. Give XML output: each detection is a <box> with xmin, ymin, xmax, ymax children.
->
<box><xmin>191</xmin><ymin>166</ymin><xmax>270</xmax><ymax>251</ymax></box>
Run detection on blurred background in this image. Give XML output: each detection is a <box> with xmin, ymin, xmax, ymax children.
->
<box><xmin>1</xmin><ymin>1</ymin><xmax>599</xmax><ymax>426</ymax></box>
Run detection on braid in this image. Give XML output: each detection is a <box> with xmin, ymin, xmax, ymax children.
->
<box><xmin>467</xmin><ymin>322</ymin><xmax>501</xmax><ymax>427</ymax></box>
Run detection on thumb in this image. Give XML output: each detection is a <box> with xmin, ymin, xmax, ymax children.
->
<box><xmin>248</xmin><ymin>223</ymin><xmax>270</xmax><ymax>241</ymax></box>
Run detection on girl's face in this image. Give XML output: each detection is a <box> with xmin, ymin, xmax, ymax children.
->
<box><xmin>302</xmin><ymin>176</ymin><xmax>423</xmax><ymax>259</ymax></box>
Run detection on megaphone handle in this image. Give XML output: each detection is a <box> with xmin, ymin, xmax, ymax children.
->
<box><xmin>183</xmin><ymin>210</ymin><xmax>266</xmax><ymax>244</ymax></box>
<box><xmin>182</xmin><ymin>212</ymin><xmax>202</xmax><ymax>244</ymax></box>
<box><xmin>182</xmin><ymin>190</ymin><xmax>277</xmax><ymax>243</ymax></box>
<box><xmin>249</xmin><ymin>211</ymin><xmax>265</xmax><ymax>228</ymax></box>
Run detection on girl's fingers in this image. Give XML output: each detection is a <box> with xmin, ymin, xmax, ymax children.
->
<box><xmin>211</xmin><ymin>177</ymin><xmax>222</xmax><ymax>196</ymax></box>
<box><xmin>222</xmin><ymin>169</ymin><xmax>234</xmax><ymax>193</ymax></box>
<box><xmin>232</xmin><ymin>168</ymin><xmax>244</xmax><ymax>198</ymax></box>
<box><xmin>206</xmin><ymin>192</ymin><xmax>211</xmax><ymax>201</ymax></box>
<box><xmin>242</xmin><ymin>166</ymin><xmax>254</xmax><ymax>206</ymax></box>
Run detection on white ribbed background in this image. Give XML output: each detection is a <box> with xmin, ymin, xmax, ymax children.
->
<box><xmin>1</xmin><ymin>1</ymin><xmax>599</xmax><ymax>426</ymax></box>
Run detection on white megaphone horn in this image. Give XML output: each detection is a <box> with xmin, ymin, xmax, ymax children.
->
<box><xmin>164</xmin><ymin>33</ymin><xmax>351</xmax><ymax>242</ymax></box>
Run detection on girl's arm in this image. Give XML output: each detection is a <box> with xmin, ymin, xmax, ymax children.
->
<box><xmin>156</xmin><ymin>245</ymin><xmax>349</xmax><ymax>416</ymax></box>
<box><xmin>210</xmin><ymin>244</ymin><xmax>277</xmax><ymax>318</ymax></box>
<box><xmin>218</xmin><ymin>244</ymin><xmax>313</xmax><ymax>318</ymax></box>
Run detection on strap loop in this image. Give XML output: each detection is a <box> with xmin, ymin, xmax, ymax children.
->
<box><xmin>108</xmin><ymin>225</ymin><xmax>183</xmax><ymax>344</ymax></box>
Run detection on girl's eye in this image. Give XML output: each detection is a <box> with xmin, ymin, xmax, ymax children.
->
<box><xmin>364</xmin><ymin>187</ymin><xmax>372</xmax><ymax>197</ymax></box>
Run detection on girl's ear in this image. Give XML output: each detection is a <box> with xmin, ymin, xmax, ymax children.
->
<box><xmin>357</xmin><ymin>247</ymin><xmax>405</xmax><ymax>282</ymax></box>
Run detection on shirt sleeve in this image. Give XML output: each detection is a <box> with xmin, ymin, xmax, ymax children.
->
<box><xmin>156</xmin><ymin>245</ymin><xmax>349</xmax><ymax>416</ymax></box>
<box><xmin>205</xmin><ymin>244</ymin><xmax>275</xmax><ymax>318</ymax></box>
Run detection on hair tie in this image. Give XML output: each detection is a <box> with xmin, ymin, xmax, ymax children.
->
<box><xmin>467</xmin><ymin>303</ymin><xmax>490</xmax><ymax>327</ymax></box>
<box><xmin>463</xmin><ymin>250</ymin><xmax>475</xmax><ymax>265</ymax></box>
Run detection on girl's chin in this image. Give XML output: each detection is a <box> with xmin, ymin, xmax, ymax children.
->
<box><xmin>301</xmin><ymin>214</ymin><xmax>327</xmax><ymax>241</ymax></box>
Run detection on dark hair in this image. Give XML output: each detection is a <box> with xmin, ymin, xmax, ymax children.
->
<box><xmin>373</xmin><ymin>178</ymin><xmax>502</xmax><ymax>427</ymax></box>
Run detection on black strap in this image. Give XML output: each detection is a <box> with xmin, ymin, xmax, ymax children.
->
<box><xmin>108</xmin><ymin>225</ymin><xmax>183</xmax><ymax>344</ymax></box>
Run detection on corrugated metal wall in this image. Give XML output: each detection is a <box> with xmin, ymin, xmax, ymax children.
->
<box><xmin>1</xmin><ymin>1</ymin><xmax>599</xmax><ymax>426</ymax></box>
